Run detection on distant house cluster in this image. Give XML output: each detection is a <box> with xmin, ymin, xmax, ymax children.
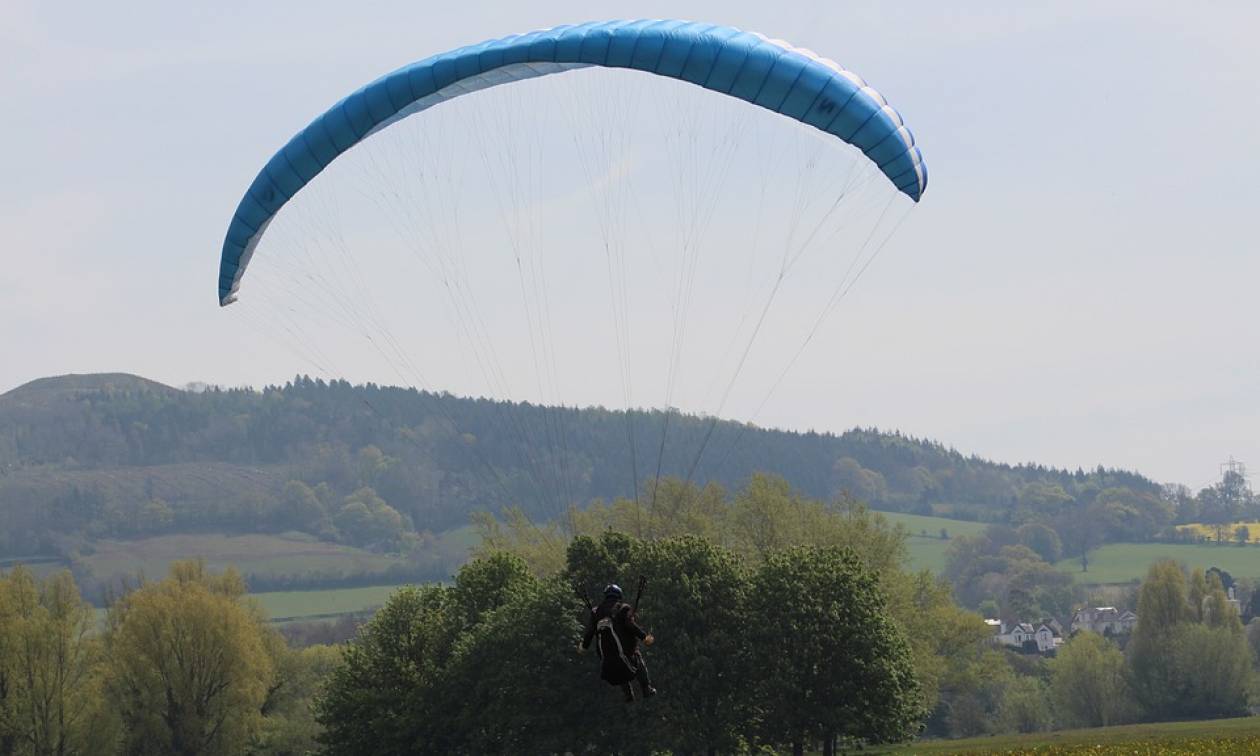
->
<box><xmin>1070</xmin><ymin>606</ymin><xmax>1137</xmax><ymax>637</ymax></box>
<box><xmin>984</xmin><ymin>606</ymin><xmax>1145</xmax><ymax>656</ymax></box>
<box><xmin>985</xmin><ymin>618</ymin><xmax>1064</xmax><ymax>654</ymax></box>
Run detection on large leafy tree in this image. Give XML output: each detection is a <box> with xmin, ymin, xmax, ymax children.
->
<box><xmin>429</xmin><ymin>578</ymin><xmax>595</xmax><ymax>754</ymax></box>
<box><xmin>1127</xmin><ymin>559</ymin><xmax>1253</xmax><ymax>721</ymax></box>
<box><xmin>249</xmin><ymin>643</ymin><xmax>342</xmax><ymax>756</ymax></box>
<box><xmin>748</xmin><ymin>546</ymin><xmax>924</xmax><ymax>755</ymax></box>
<box><xmin>1051</xmin><ymin>631</ymin><xmax>1132</xmax><ymax>727</ymax></box>
<box><xmin>0</xmin><ymin>568</ymin><xmax>110</xmax><ymax>756</ymax></box>
<box><xmin>103</xmin><ymin>561</ymin><xmax>275</xmax><ymax>756</ymax></box>
<box><xmin>314</xmin><ymin>584</ymin><xmax>455</xmax><ymax>755</ymax></box>
<box><xmin>1127</xmin><ymin>559</ymin><xmax>1192</xmax><ymax>718</ymax></box>
<box><xmin>623</xmin><ymin>536</ymin><xmax>750</xmax><ymax>754</ymax></box>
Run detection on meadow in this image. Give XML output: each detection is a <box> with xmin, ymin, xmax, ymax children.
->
<box><xmin>82</xmin><ymin>532</ymin><xmax>406</xmax><ymax>580</ymax></box>
<box><xmin>891</xmin><ymin>715</ymin><xmax>1260</xmax><ymax>754</ymax></box>
<box><xmin>879</xmin><ymin>511</ymin><xmax>1260</xmax><ymax>584</ymax></box>
<box><xmin>1056</xmin><ymin>542</ymin><xmax>1260</xmax><ymax>584</ymax></box>
<box><xmin>255</xmin><ymin>584</ymin><xmax>403</xmax><ymax>621</ymax></box>
<box><xmin>880</xmin><ymin>511</ymin><xmax>987</xmax><ymax>573</ymax></box>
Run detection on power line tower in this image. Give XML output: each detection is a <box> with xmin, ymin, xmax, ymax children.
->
<box><xmin>1220</xmin><ymin>456</ymin><xmax>1247</xmax><ymax>482</ymax></box>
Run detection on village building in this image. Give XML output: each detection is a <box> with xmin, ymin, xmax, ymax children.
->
<box><xmin>990</xmin><ymin>620</ymin><xmax>1062</xmax><ymax>654</ymax></box>
<box><xmin>1070</xmin><ymin>606</ymin><xmax>1137</xmax><ymax>636</ymax></box>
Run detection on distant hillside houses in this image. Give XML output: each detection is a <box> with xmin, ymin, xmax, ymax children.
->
<box><xmin>986</xmin><ymin>618</ymin><xmax>1063</xmax><ymax>654</ymax></box>
<box><xmin>1070</xmin><ymin>606</ymin><xmax>1137</xmax><ymax>636</ymax></box>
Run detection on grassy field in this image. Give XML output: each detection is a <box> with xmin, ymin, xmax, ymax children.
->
<box><xmin>1055</xmin><ymin>542</ymin><xmax>1260</xmax><ymax>584</ymax></box>
<box><xmin>253</xmin><ymin>584</ymin><xmax>404</xmax><ymax>621</ymax></box>
<box><xmin>82</xmin><ymin>532</ymin><xmax>408</xmax><ymax>581</ymax></box>
<box><xmin>78</xmin><ymin>526</ymin><xmax>482</xmax><ymax>584</ymax></box>
<box><xmin>875</xmin><ymin>511</ymin><xmax>987</xmax><ymax>573</ymax></box>
<box><xmin>68</xmin><ymin>528</ymin><xmax>483</xmax><ymax>624</ymax></box>
<box><xmin>890</xmin><ymin>715</ymin><xmax>1260</xmax><ymax>754</ymax></box>
<box><xmin>880</xmin><ymin>511</ymin><xmax>988</xmax><ymax>539</ymax></box>
<box><xmin>88</xmin><ymin>584</ymin><xmax>411</xmax><ymax>626</ymax></box>
<box><xmin>902</xmin><ymin>538</ymin><xmax>953</xmax><ymax>573</ymax></box>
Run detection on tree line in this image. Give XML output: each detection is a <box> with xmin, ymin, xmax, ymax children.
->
<box><xmin>0</xmin><ymin>562</ymin><xmax>336</xmax><ymax>755</ymax></box>
<box><xmin>0</xmin><ymin>473</ymin><xmax>988</xmax><ymax>753</ymax></box>
<box><xmin>2</xmin><ymin>473</ymin><xmax>1255</xmax><ymax>753</ymax></box>
<box><xmin>1</xmin><ymin>374</ymin><xmax>1176</xmax><ymax>563</ymax></box>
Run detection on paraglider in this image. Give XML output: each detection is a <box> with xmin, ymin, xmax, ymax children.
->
<box><xmin>579</xmin><ymin>578</ymin><xmax>656</xmax><ymax>702</ymax></box>
<box><xmin>215</xmin><ymin>20</ymin><xmax>929</xmax><ymax>648</ymax></box>
<box><xmin>217</xmin><ymin>19</ymin><xmax>926</xmax><ymax>306</ymax></box>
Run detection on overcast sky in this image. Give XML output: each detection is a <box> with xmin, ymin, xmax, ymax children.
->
<box><xmin>4</xmin><ymin>1</ymin><xmax>1258</xmax><ymax>488</ymax></box>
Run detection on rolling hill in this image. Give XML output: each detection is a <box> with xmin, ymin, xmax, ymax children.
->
<box><xmin>0</xmin><ymin>373</ymin><xmax>1171</xmax><ymax>595</ymax></box>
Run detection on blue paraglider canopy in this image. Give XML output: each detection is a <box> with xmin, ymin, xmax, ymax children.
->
<box><xmin>218</xmin><ymin>19</ymin><xmax>926</xmax><ymax>306</ymax></box>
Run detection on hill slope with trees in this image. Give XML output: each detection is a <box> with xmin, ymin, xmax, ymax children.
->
<box><xmin>0</xmin><ymin>373</ymin><xmax>1180</xmax><ymax>565</ymax></box>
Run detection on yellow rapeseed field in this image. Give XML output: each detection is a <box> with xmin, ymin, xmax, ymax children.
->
<box><xmin>1177</xmin><ymin>521</ymin><xmax>1260</xmax><ymax>543</ymax></box>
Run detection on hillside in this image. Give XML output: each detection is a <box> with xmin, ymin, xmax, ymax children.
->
<box><xmin>0</xmin><ymin>373</ymin><xmax>1164</xmax><ymax>563</ymax></box>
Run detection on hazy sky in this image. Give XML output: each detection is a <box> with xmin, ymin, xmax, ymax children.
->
<box><xmin>4</xmin><ymin>1</ymin><xmax>1258</xmax><ymax>488</ymax></box>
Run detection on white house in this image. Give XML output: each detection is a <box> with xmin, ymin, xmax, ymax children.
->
<box><xmin>1070</xmin><ymin>607</ymin><xmax>1137</xmax><ymax>636</ymax></box>
<box><xmin>993</xmin><ymin>621</ymin><xmax>1060</xmax><ymax>653</ymax></box>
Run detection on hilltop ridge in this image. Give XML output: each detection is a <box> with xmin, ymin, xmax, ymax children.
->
<box><xmin>0</xmin><ymin>372</ymin><xmax>1164</xmax><ymax>562</ymax></box>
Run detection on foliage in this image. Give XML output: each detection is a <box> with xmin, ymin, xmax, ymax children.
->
<box><xmin>997</xmin><ymin>676</ymin><xmax>1053</xmax><ymax>734</ymax></box>
<box><xmin>1127</xmin><ymin>559</ymin><xmax>1253</xmax><ymax>722</ymax></box>
<box><xmin>748</xmin><ymin>546</ymin><xmax>924</xmax><ymax>750</ymax></box>
<box><xmin>490</xmin><ymin>476</ymin><xmax>995</xmax><ymax>742</ymax></box>
<box><xmin>1016</xmin><ymin>523</ymin><xmax>1063</xmax><ymax>564</ymax></box>
<box><xmin>1050</xmin><ymin>631</ymin><xmax>1133</xmax><ymax>728</ymax></box>
<box><xmin>314</xmin><ymin>584</ymin><xmax>455</xmax><ymax>755</ymax></box>
<box><xmin>1</xmin><ymin>563</ymin><xmax>325</xmax><ymax>756</ymax></box>
<box><xmin>249</xmin><ymin>643</ymin><xmax>342</xmax><ymax>755</ymax></box>
<box><xmin>0</xmin><ymin>568</ymin><xmax>109</xmax><ymax>756</ymax></box>
<box><xmin>318</xmin><ymin>532</ymin><xmax>926</xmax><ymax>754</ymax></box>
<box><xmin>935</xmin><ymin>648</ymin><xmax>1017</xmax><ymax>738</ymax></box>
<box><xmin>944</xmin><ymin>526</ymin><xmax>1081</xmax><ymax>619</ymax></box>
<box><xmin>102</xmin><ymin>561</ymin><xmax>277</xmax><ymax>755</ymax></box>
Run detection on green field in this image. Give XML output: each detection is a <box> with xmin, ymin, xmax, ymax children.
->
<box><xmin>1056</xmin><ymin>542</ymin><xmax>1260</xmax><ymax>584</ymax></box>
<box><xmin>902</xmin><ymin>538</ymin><xmax>953</xmax><ymax>573</ymax></box>
<box><xmin>875</xmin><ymin>511</ymin><xmax>987</xmax><ymax>573</ymax></box>
<box><xmin>879</xmin><ymin>511</ymin><xmax>988</xmax><ymax>539</ymax></box>
<box><xmin>873</xmin><ymin>512</ymin><xmax>1260</xmax><ymax>583</ymax></box>
<box><xmin>88</xmin><ymin>584</ymin><xmax>413</xmax><ymax>627</ymax></box>
<box><xmin>82</xmin><ymin>531</ymin><xmax>407</xmax><ymax>581</ymax></box>
<box><xmin>890</xmin><ymin>715</ymin><xmax>1260</xmax><ymax>754</ymax></box>
<box><xmin>75</xmin><ymin>526</ymin><xmax>482</xmax><ymax>585</ymax></box>
<box><xmin>254</xmin><ymin>585</ymin><xmax>405</xmax><ymax>621</ymax></box>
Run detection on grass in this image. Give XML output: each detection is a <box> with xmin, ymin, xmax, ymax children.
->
<box><xmin>1056</xmin><ymin>542</ymin><xmax>1260</xmax><ymax>584</ymax></box>
<box><xmin>82</xmin><ymin>532</ymin><xmax>408</xmax><ymax>582</ymax></box>
<box><xmin>890</xmin><ymin>715</ymin><xmax>1260</xmax><ymax>754</ymax></box>
<box><xmin>67</xmin><ymin>528</ymin><xmax>483</xmax><ymax>624</ymax></box>
<box><xmin>438</xmin><ymin>524</ymin><xmax>482</xmax><ymax>551</ymax></box>
<box><xmin>903</xmin><ymin>538</ymin><xmax>954</xmax><ymax>574</ymax></box>
<box><xmin>88</xmin><ymin>584</ymin><xmax>413</xmax><ymax>627</ymax></box>
<box><xmin>253</xmin><ymin>584</ymin><xmax>405</xmax><ymax>621</ymax></box>
<box><xmin>879</xmin><ymin>511</ymin><xmax>989</xmax><ymax>539</ymax></box>
<box><xmin>873</xmin><ymin>511</ymin><xmax>987</xmax><ymax>574</ymax></box>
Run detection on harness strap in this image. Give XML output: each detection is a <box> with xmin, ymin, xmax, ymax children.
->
<box><xmin>595</xmin><ymin>616</ymin><xmax>635</xmax><ymax>672</ymax></box>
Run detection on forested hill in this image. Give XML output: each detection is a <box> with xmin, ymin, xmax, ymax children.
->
<box><xmin>0</xmin><ymin>373</ymin><xmax>1160</xmax><ymax>556</ymax></box>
